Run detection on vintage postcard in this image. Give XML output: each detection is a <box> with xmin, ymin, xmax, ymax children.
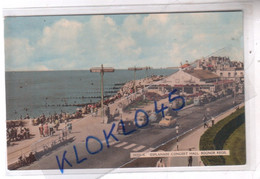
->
<box><xmin>5</xmin><ymin>11</ymin><xmax>245</xmax><ymax>174</ymax></box>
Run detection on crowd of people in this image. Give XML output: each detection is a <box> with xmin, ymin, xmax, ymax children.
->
<box><xmin>32</xmin><ymin>112</ymin><xmax>76</xmax><ymax>137</ymax></box>
<box><xmin>17</xmin><ymin>152</ymin><xmax>36</xmax><ymax>168</ymax></box>
<box><xmin>102</xmin><ymin>76</ymin><xmax>161</xmax><ymax>107</ymax></box>
<box><xmin>7</xmin><ymin>76</ymin><xmax>164</xmax><ymax>145</ymax></box>
<box><xmin>31</xmin><ymin>111</ymin><xmax>82</xmax><ymax>126</ymax></box>
<box><xmin>7</xmin><ymin>124</ymin><xmax>30</xmax><ymax>145</ymax></box>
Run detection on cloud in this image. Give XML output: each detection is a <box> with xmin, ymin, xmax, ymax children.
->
<box><xmin>144</xmin><ymin>14</ymin><xmax>169</xmax><ymax>25</ymax></box>
<box><xmin>142</xmin><ymin>14</ymin><xmax>170</xmax><ymax>37</ymax></box>
<box><xmin>34</xmin><ymin>65</ymin><xmax>49</xmax><ymax>71</ymax></box>
<box><xmin>5</xmin><ymin>12</ymin><xmax>244</xmax><ymax>71</ymax></box>
<box><xmin>90</xmin><ymin>16</ymin><xmax>116</xmax><ymax>31</ymax></box>
<box><xmin>116</xmin><ymin>36</ymin><xmax>136</xmax><ymax>51</ymax></box>
<box><xmin>5</xmin><ymin>38</ymin><xmax>35</xmax><ymax>70</ymax></box>
<box><xmin>122</xmin><ymin>15</ymin><xmax>142</xmax><ymax>33</ymax></box>
<box><xmin>38</xmin><ymin>18</ymin><xmax>83</xmax><ymax>55</ymax></box>
<box><xmin>77</xmin><ymin>15</ymin><xmax>142</xmax><ymax>67</ymax></box>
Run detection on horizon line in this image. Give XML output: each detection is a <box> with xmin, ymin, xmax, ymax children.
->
<box><xmin>5</xmin><ymin>67</ymin><xmax>179</xmax><ymax>72</ymax></box>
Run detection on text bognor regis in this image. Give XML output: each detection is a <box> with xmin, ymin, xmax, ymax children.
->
<box><xmin>56</xmin><ymin>89</ymin><xmax>185</xmax><ymax>174</ymax></box>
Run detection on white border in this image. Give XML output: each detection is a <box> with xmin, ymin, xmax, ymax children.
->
<box><xmin>2</xmin><ymin>1</ymin><xmax>253</xmax><ymax>17</ymax></box>
<box><xmin>1</xmin><ymin>0</ymin><xmax>259</xmax><ymax>179</ymax></box>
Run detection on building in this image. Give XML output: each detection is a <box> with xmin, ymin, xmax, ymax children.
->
<box><xmin>195</xmin><ymin>56</ymin><xmax>244</xmax><ymax>94</ymax></box>
<box><xmin>196</xmin><ymin>56</ymin><xmax>244</xmax><ymax>71</ymax></box>
<box><xmin>154</xmin><ymin>69</ymin><xmax>232</xmax><ymax>95</ymax></box>
<box><xmin>215</xmin><ymin>68</ymin><xmax>244</xmax><ymax>80</ymax></box>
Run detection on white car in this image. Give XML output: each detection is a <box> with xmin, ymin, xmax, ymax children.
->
<box><xmin>159</xmin><ymin>116</ymin><xmax>177</xmax><ymax>127</ymax></box>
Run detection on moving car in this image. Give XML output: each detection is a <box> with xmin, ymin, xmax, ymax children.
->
<box><xmin>117</xmin><ymin>120</ymin><xmax>136</xmax><ymax>134</ymax></box>
<box><xmin>159</xmin><ymin>116</ymin><xmax>177</xmax><ymax>127</ymax></box>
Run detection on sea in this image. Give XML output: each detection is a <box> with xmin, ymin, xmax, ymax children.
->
<box><xmin>5</xmin><ymin>69</ymin><xmax>177</xmax><ymax>120</ymax></box>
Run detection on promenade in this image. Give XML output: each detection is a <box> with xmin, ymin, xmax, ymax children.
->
<box><xmin>7</xmin><ymin>76</ymin><xmax>167</xmax><ymax>168</ymax></box>
<box><xmin>7</xmin><ymin>113</ymin><xmax>117</xmax><ymax>167</ymax></box>
<box><xmin>7</xmin><ymin>74</ymin><xmax>244</xmax><ymax>170</ymax></box>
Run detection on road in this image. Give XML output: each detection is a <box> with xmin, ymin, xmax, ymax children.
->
<box><xmin>20</xmin><ymin>94</ymin><xmax>243</xmax><ymax>172</ymax></box>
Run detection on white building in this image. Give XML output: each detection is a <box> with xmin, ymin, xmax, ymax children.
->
<box><xmin>215</xmin><ymin>68</ymin><xmax>244</xmax><ymax>80</ymax></box>
<box><xmin>154</xmin><ymin>69</ymin><xmax>226</xmax><ymax>95</ymax></box>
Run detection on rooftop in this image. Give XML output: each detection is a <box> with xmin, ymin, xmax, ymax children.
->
<box><xmin>185</xmin><ymin>69</ymin><xmax>220</xmax><ymax>80</ymax></box>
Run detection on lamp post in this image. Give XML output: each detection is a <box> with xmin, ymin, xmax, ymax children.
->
<box><xmin>176</xmin><ymin>124</ymin><xmax>179</xmax><ymax>150</ymax></box>
<box><xmin>128</xmin><ymin>66</ymin><xmax>143</xmax><ymax>97</ymax></box>
<box><xmin>233</xmin><ymin>77</ymin><xmax>240</xmax><ymax>106</ymax></box>
<box><xmin>90</xmin><ymin>64</ymin><xmax>115</xmax><ymax>122</ymax></box>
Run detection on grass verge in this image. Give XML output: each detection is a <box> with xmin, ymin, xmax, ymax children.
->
<box><xmin>223</xmin><ymin>123</ymin><xmax>246</xmax><ymax>165</ymax></box>
<box><xmin>200</xmin><ymin>107</ymin><xmax>245</xmax><ymax>165</ymax></box>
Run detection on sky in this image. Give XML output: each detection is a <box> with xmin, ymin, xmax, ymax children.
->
<box><xmin>4</xmin><ymin>11</ymin><xmax>243</xmax><ymax>71</ymax></box>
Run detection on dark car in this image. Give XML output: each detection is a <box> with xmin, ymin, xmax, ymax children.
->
<box><xmin>117</xmin><ymin>120</ymin><xmax>136</xmax><ymax>134</ymax></box>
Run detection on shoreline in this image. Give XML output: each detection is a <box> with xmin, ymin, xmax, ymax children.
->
<box><xmin>6</xmin><ymin>74</ymin><xmax>166</xmax><ymax>146</ymax></box>
<box><xmin>6</xmin><ymin>74</ymin><xmax>167</xmax><ymax>122</ymax></box>
<box><xmin>6</xmin><ymin>74</ymin><xmax>166</xmax><ymax>169</ymax></box>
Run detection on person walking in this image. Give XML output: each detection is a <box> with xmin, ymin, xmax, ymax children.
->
<box><xmin>55</xmin><ymin>119</ymin><xmax>59</xmax><ymax>130</ymax></box>
<box><xmin>44</xmin><ymin>123</ymin><xmax>49</xmax><ymax>137</ymax></box>
<box><xmin>203</xmin><ymin>114</ymin><xmax>208</xmax><ymax>128</ymax></box>
<box><xmin>67</xmin><ymin>122</ymin><xmax>72</xmax><ymax>134</ymax></box>
<box><xmin>49</xmin><ymin>123</ymin><xmax>54</xmax><ymax>136</ymax></box>
<box><xmin>211</xmin><ymin>117</ymin><xmax>215</xmax><ymax>127</ymax></box>
<box><xmin>156</xmin><ymin>158</ymin><xmax>165</xmax><ymax>167</ymax></box>
<box><xmin>39</xmin><ymin>124</ymin><xmax>43</xmax><ymax>137</ymax></box>
<box><xmin>90</xmin><ymin>106</ymin><xmax>94</xmax><ymax>117</ymax></box>
<box><xmin>94</xmin><ymin>107</ymin><xmax>98</xmax><ymax>117</ymax></box>
<box><xmin>188</xmin><ymin>156</ymin><xmax>193</xmax><ymax>166</ymax></box>
<box><xmin>188</xmin><ymin>148</ymin><xmax>193</xmax><ymax>166</ymax></box>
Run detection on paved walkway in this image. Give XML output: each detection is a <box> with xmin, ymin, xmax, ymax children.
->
<box><xmin>7</xmin><ymin>114</ymin><xmax>114</xmax><ymax>166</ymax></box>
<box><xmin>165</xmin><ymin>103</ymin><xmax>244</xmax><ymax>167</ymax></box>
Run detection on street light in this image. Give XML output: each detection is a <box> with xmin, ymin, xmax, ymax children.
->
<box><xmin>175</xmin><ymin>124</ymin><xmax>179</xmax><ymax>151</ymax></box>
<box><xmin>233</xmin><ymin>77</ymin><xmax>240</xmax><ymax>106</ymax></box>
<box><xmin>128</xmin><ymin>66</ymin><xmax>143</xmax><ymax>97</ymax></box>
<box><xmin>90</xmin><ymin>64</ymin><xmax>115</xmax><ymax>121</ymax></box>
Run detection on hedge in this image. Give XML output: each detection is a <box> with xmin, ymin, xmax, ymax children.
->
<box><xmin>199</xmin><ymin>107</ymin><xmax>245</xmax><ymax>166</ymax></box>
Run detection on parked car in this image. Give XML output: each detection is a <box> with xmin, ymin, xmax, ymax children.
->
<box><xmin>117</xmin><ymin>120</ymin><xmax>136</xmax><ymax>134</ymax></box>
<box><xmin>149</xmin><ymin>112</ymin><xmax>158</xmax><ymax>123</ymax></box>
<box><xmin>194</xmin><ymin>97</ymin><xmax>200</xmax><ymax>106</ymax></box>
<box><xmin>159</xmin><ymin>116</ymin><xmax>177</xmax><ymax>127</ymax></box>
<box><xmin>136</xmin><ymin>117</ymin><xmax>149</xmax><ymax>127</ymax></box>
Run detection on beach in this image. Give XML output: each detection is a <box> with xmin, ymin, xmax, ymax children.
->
<box><xmin>6</xmin><ymin>73</ymin><xmax>170</xmax><ymax>169</ymax></box>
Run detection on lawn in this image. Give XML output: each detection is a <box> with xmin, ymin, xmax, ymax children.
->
<box><xmin>223</xmin><ymin>123</ymin><xmax>246</xmax><ymax>165</ymax></box>
<box><xmin>200</xmin><ymin>107</ymin><xmax>245</xmax><ymax>165</ymax></box>
<box><xmin>123</xmin><ymin>99</ymin><xmax>150</xmax><ymax>112</ymax></box>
